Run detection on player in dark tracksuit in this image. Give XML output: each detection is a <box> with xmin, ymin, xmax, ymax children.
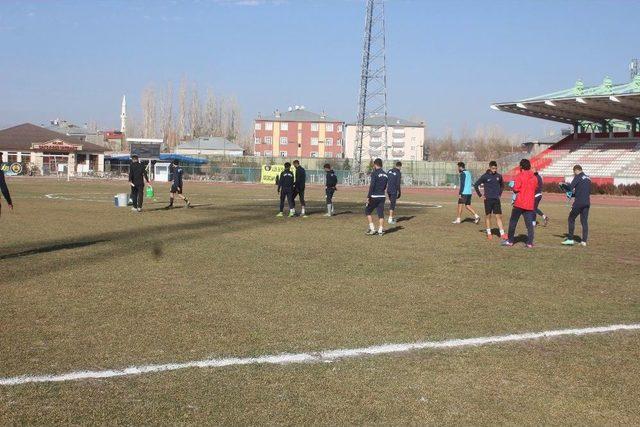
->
<box><xmin>365</xmin><ymin>158</ymin><xmax>389</xmax><ymax>236</ymax></box>
<box><xmin>0</xmin><ymin>153</ymin><xmax>14</xmax><ymax>218</ymax></box>
<box><xmin>128</xmin><ymin>155</ymin><xmax>150</xmax><ymax>212</ymax></box>
<box><xmin>167</xmin><ymin>160</ymin><xmax>191</xmax><ymax>208</ymax></box>
<box><xmin>324</xmin><ymin>163</ymin><xmax>337</xmax><ymax>217</ymax></box>
<box><xmin>386</xmin><ymin>161</ymin><xmax>402</xmax><ymax>225</ymax></box>
<box><xmin>292</xmin><ymin>160</ymin><xmax>307</xmax><ymax>217</ymax></box>
<box><xmin>562</xmin><ymin>165</ymin><xmax>591</xmax><ymax>246</ymax></box>
<box><xmin>473</xmin><ymin>160</ymin><xmax>506</xmax><ymax>240</ymax></box>
<box><xmin>277</xmin><ymin>162</ymin><xmax>296</xmax><ymax>217</ymax></box>
<box><xmin>533</xmin><ymin>168</ymin><xmax>548</xmax><ymax>227</ymax></box>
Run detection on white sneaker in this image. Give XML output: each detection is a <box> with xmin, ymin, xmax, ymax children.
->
<box><xmin>452</xmin><ymin>219</ymin><xmax>461</xmax><ymax>224</ymax></box>
<box><xmin>473</xmin><ymin>216</ymin><xmax>480</xmax><ymax>224</ymax></box>
<box><xmin>580</xmin><ymin>242</ymin><xmax>587</xmax><ymax>247</ymax></box>
<box><xmin>131</xmin><ymin>207</ymin><xmax>138</xmax><ymax>212</ymax></box>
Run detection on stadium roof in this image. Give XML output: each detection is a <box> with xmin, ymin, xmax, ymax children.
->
<box><xmin>257</xmin><ymin>108</ymin><xmax>342</xmax><ymax>123</ymax></box>
<box><xmin>491</xmin><ymin>76</ymin><xmax>640</xmax><ymax>125</ymax></box>
<box><xmin>0</xmin><ymin>123</ymin><xmax>106</xmax><ymax>152</ymax></box>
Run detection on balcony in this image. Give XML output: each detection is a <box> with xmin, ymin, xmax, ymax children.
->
<box><xmin>392</xmin><ymin>150</ymin><xmax>404</xmax><ymax>158</ymax></box>
<box><xmin>392</xmin><ymin>140</ymin><xmax>405</xmax><ymax>148</ymax></box>
<box><xmin>369</xmin><ymin>138</ymin><xmax>383</xmax><ymax>148</ymax></box>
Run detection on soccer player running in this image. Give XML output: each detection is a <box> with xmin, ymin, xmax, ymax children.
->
<box><xmin>128</xmin><ymin>154</ymin><xmax>150</xmax><ymax>213</ymax></box>
<box><xmin>473</xmin><ymin>160</ymin><xmax>507</xmax><ymax>240</ymax></box>
<box><xmin>452</xmin><ymin>161</ymin><xmax>480</xmax><ymax>224</ymax></box>
<box><xmin>365</xmin><ymin>158</ymin><xmax>389</xmax><ymax>236</ymax></box>
<box><xmin>292</xmin><ymin>160</ymin><xmax>307</xmax><ymax>217</ymax></box>
<box><xmin>532</xmin><ymin>167</ymin><xmax>549</xmax><ymax>227</ymax></box>
<box><xmin>324</xmin><ymin>163</ymin><xmax>337</xmax><ymax>217</ymax></box>
<box><xmin>0</xmin><ymin>153</ymin><xmax>14</xmax><ymax>218</ymax></box>
<box><xmin>277</xmin><ymin>162</ymin><xmax>296</xmax><ymax>217</ymax></box>
<box><xmin>386</xmin><ymin>161</ymin><xmax>402</xmax><ymax>225</ymax></box>
<box><xmin>167</xmin><ymin>160</ymin><xmax>190</xmax><ymax>209</ymax></box>
<box><xmin>562</xmin><ymin>164</ymin><xmax>591</xmax><ymax>247</ymax></box>
<box><xmin>502</xmin><ymin>159</ymin><xmax>538</xmax><ymax>248</ymax></box>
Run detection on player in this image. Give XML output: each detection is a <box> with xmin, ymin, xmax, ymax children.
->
<box><xmin>277</xmin><ymin>162</ymin><xmax>295</xmax><ymax>217</ymax></box>
<box><xmin>0</xmin><ymin>153</ymin><xmax>14</xmax><ymax>218</ymax></box>
<box><xmin>292</xmin><ymin>160</ymin><xmax>307</xmax><ymax>217</ymax></box>
<box><xmin>365</xmin><ymin>158</ymin><xmax>389</xmax><ymax>235</ymax></box>
<box><xmin>502</xmin><ymin>159</ymin><xmax>538</xmax><ymax>248</ymax></box>
<box><xmin>324</xmin><ymin>163</ymin><xmax>337</xmax><ymax>217</ymax></box>
<box><xmin>386</xmin><ymin>161</ymin><xmax>402</xmax><ymax>224</ymax></box>
<box><xmin>473</xmin><ymin>160</ymin><xmax>506</xmax><ymax>240</ymax></box>
<box><xmin>562</xmin><ymin>165</ymin><xmax>591</xmax><ymax>246</ymax></box>
<box><xmin>532</xmin><ymin>167</ymin><xmax>548</xmax><ymax>227</ymax></box>
<box><xmin>167</xmin><ymin>160</ymin><xmax>190</xmax><ymax>208</ymax></box>
<box><xmin>128</xmin><ymin>154</ymin><xmax>150</xmax><ymax>212</ymax></box>
<box><xmin>452</xmin><ymin>162</ymin><xmax>480</xmax><ymax>224</ymax></box>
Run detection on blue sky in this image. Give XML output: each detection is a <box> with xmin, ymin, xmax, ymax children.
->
<box><xmin>0</xmin><ymin>0</ymin><xmax>638</xmax><ymax>138</ymax></box>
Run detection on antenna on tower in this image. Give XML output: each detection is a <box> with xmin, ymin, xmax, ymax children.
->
<box><xmin>353</xmin><ymin>0</ymin><xmax>389</xmax><ymax>173</ymax></box>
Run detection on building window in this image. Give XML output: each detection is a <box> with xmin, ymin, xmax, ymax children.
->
<box><xmin>254</xmin><ymin>137</ymin><xmax>261</xmax><ymax>145</ymax></box>
<box><xmin>336</xmin><ymin>138</ymin><xmax>343</xmax><ymax>146</ymax></box>
<box><xmin>254</xmin><ymin>122</ymin><xmax>261</xmax><ymax>131</ymax></box>
<box><xmin>311</xmin><ymin>137</ymin><xmax>319</xmax><ymax>145</ymax></box>
<box><xmin>281</xmin><ymin>122</ymin><xmax>288</xmax><ymax>131</ymax></box>
<box><xmin>311</xmin><ymin>123</ymin><xmax>319</xmax><ymax>132</ymax></box>
<box><xmin>280</xmin><ymin>151</ymin><xmax>287</xmax><ymax>157</ymax></box>
<box><xmin>255</xmin><ymin>152</ymin><xmax>261</xmax><ymax>157</ymax></box>
<box><xmin>325</xmin><ymin>137</ymin><xmax>333</xmax><ymax>146</ymax></box>
<box><xmin>265</xmin><ymin>136</ymin><xmax>272</xmax><ymax>145</ymax></box>
<box><xmin>325</xmin><ymin>152</ymin><xmax>333</xmax><ymax>158</ymax></box>
<box><xmin>264</xmin><ymin>150</ymin><xmax>273</xmax><ymax>157</ymax></box>
<box><xmin>265</xmin><ymin>122</ymin><xmax>273</xmax><ymax>131</ymax></box>
<box><xmin>280</xmin><ymin>136</ymin><xmax>288</xmax><ymax>145</ymax></box>
<box><xmin>337</xmin><ymin>124</ymin><xmax>343</xmax><ymax>132</ymax></box>
<box><xmin>310</xmin><ymin>152</ymin><xmax>318</xmax><ymax>158</ymax></box>
<box><xmin>326</xmin><ymin>123</ymin><xmax>334</xmax><ymax>132</ymax></box>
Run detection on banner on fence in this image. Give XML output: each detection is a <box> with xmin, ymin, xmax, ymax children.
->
<box><xmin>1</xmin><ymin>162</ymin><xmax>24</xmax><ymax>176</ymax></box>
<box><xmin>260</xmin><ymin>164</ymin><xmax>285</xmax><ymax>185</ymax></box>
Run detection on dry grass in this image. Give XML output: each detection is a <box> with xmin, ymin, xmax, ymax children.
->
<box><xmin>1</xmin><ymin>178</ymin><xmax>639</xmax><ymax>424</ymax></box>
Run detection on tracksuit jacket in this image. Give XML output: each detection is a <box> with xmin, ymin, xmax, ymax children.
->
<box><xmin>474</xmin><ymin>171</ymin><xmax>504</xmax><ymax>199</ymax></box>
<box><xmin>570</xmin><ymin>172</ymin><xmax>591</xmax><ymax>207</ymax></box>
<box><xmin>368</xmin><ymin>168</ymin><xmax>389</xmax><ymax>199</ymax></box>
<box><xmin>387</xmin><ymin>167</ymin><xmax>402</xmax><ymax>197</ymax></box>
<box><xmin>512</xmin><ymin>170</ymin><xmax>538</xmax><ymax>211</ymax></box>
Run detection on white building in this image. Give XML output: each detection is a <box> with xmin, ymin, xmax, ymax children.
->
<box><xmin>345</xmin><ymin>116</ymin><xmax>425</xmax><ymax>161</ymax></box>
<box><xmin>176</xmin><ymin>137</ymin><xmax>244</xmax><ymax>157</ymax></box>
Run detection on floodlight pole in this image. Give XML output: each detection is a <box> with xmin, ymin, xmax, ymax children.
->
<box><xmin>354</xmin><ymin>0</ymin><xmax>389</xmax><ymax>173</ymax></box>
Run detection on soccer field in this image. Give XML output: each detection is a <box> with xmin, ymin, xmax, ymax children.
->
<box><xmin>1</xmin><ymin>178</ymin><xmax>639</xmax><ymax>425</ymax></box>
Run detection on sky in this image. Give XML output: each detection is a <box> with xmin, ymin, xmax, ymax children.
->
<box><xmin>1</xmin><ymin>0</ymin><xmax>638</xmax><ymax>139</ymax></box>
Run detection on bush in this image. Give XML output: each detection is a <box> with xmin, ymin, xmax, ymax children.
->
<box><xmin>541</xmin><ymin>182</ymin><xmax>640</xmax><ymax>197</ymax></box>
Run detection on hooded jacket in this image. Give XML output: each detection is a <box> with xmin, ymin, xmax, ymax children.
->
<box><xmin>512</xmin><ymin>169</ymin><xmax>538</xmax><ymax>211</ymax></box>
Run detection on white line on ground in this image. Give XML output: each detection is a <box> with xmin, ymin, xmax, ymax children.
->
<box><xmin>1</xmin><ymin>323</ymin><xmax>638</xmax><ymax>386</ymax></box>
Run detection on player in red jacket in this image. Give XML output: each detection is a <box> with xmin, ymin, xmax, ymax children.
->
<box><xmin>502</xmin><ymin>159</ymin><xmax>538</xmax><ymax>248</ymax></box>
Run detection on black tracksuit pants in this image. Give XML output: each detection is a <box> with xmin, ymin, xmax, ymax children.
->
<box><xmin>508</xmin><ymin>207</ymin><xmax>535</xmax><ymax>245</ymax></box>
<box><xmin>131</xmin><ymin>184</ymin><xmax>144</xmax><ymax>209</ymax></box>
<box><xmin>280</xmin><ymin>189</ymin><xmax>294</xmax><ymax>212</ymax></box>
<box><xmin>568</xmin><ymin>204</ymin><xmax>590</xmax><ymax>242</ymax></box>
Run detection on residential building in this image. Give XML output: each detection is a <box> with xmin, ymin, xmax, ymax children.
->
<box><xmin>254</xmin><ymin>107</ymin><xmax>345</xmax><ymax>158</ymax></box>
<box><xmin>345</xmin><ymin>116</ymin><xmax>425</xmax><ymax>161</ymax></box>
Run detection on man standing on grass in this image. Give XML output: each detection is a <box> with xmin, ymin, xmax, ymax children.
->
<box><xmin>292</xmin><ymin>160</ymin><xmax>307</xmax><ymax>217</ymax></box>
<box><xmin>128</xmin><ymin>154</ymin><xmax>150</xmax><ymax>213</ymax></box>
<box><xmin>324</xmin><ymin>163</ymin><xmax>337</xmax><ymax>217</ymax></box>
<box><xmin>502</xmin><ymin>159</ymin><xmax>538</xmax><ymax>248</ymax></box>
<box><xmin>0</xmin><ymin>153</ymin><xmax>13</xmax><ymax>218</ymax></box>
<box><xmin>533</xmin><ymin>167</ymin><xmax>549</xmax><ymax>227</ymax></box>
<box><xmin>386</xmin><ymin>161</ymin><xmax>402</xmax><ymax>225</ymax></box>
<box><xmin>167</xmin><ymin>159</ymin><xmax>190</xmax><ymax>209</ymax></box>
<box><xmin>474</xmin><ymin>160</ymin><xmax>506</xmax><ymax>240</ymax></box>
<box><xmin>365</xmin><ymin>158</ymin><xmax>389</xmax><ymax>236</ymax></box>
<box><xmin>562</xmin><ymin>165</ymin><xmax>591</xmax><ymax>247</ymax></box>
<box><xmin>452</xmin><ymin>162</ymin><xmax>480</xmax><ymax>224</ymax></box>
<box><xmin>277</xmin><ymin>162</ymin><xmax>295</xmax><ymax>217</ymax></box>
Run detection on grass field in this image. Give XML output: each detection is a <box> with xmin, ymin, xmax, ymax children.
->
<box><xmin>1</xmin><ymin>177</ymin><xmax>639</xmax><ymax>425</ymax></box>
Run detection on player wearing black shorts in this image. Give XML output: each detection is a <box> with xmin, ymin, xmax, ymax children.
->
<box><xmin>473</xmin><ymin>160</ymin><xmax>506</xmax><ymax>240</ymax></box>
<box><xmin>365</xmin><ymin>158</ymin><xmax>389</xmax><ymax>236</ymax></box>
<box><xmin>167</xmin><ymin>160</ymin><xmax>190</xmax><ymax>208</ymax></box>
<box><xmin>386</xmin><ymin>161</ymin><xmax>402</xmax><ymax>224</ymax></box>
<box><xmin>277</xmin><ymin>162</ymin><xmax>295</xmax><ymax>217</ymax></box>
<box><xmin>324</xmin><ymin>163</ymin><xmax>337</xmax><ymax>217</ymax></box>
<box><xmin>292</xmin><ymin>160</ymin><xmax>306</xmax><ymax>217</ymax></box>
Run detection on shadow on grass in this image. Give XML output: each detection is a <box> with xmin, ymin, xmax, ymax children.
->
<box><xmin>478</xmin><ymin>228</ymin><xmax>503</xmax><ymax>237</ymax></box>
<box><xmin>0</xmin><ymin>240</ymin><xmax>109</xmax><ymax>260</ymax></box>
<box><xmin>384</xmin><ymin>226</ymin><xmax>404</xmax><ymax>234</ymax></box>
<box><xmin>553</xmin><ymin>234</ymin><xmax>583</xmax><ymax>243</ymax></box>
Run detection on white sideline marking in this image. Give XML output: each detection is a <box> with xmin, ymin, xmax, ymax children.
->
<box><xmin>1</xmin><ymin>323</ymin><xmax>638</xmax><ymax>386</ymax></box>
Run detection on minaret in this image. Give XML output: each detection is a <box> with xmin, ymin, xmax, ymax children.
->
<box><xmin>120</xmin><ymin>95</ymin><xmax>127</xmax><ymax>135</ymax></box>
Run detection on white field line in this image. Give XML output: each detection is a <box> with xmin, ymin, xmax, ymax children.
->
<box><xmin>1</xmin><ymin>323</ymin><xmax>638</xmax><ymax>386</ymax></box>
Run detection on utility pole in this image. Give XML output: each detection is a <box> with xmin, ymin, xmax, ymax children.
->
<box><xmin>354</xmin><ymin>0</ymin><xmax>389</xmax><ymax>173</ymax></box>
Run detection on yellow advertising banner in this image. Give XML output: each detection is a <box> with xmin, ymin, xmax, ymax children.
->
<box><xmin>260</xmin><ymin>164</ymin><xmax>285</xmax><ymax>184</ymax></box>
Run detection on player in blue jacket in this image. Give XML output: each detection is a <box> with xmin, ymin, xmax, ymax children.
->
<box><xmin>365</xmin><ymin>158</ymin><xmax>389</xmax><ymax>235</ymax></box>
<box><xmin>167</xmin><ymin>160</ymin><xmax>191</xmax><ymax>208</ymax></box>
<box><xmin>562</xmin><ymin>165</ymin><xmax>591</xmax><ymax>246</ymax></box>
<box><xmin>324</xmin><ymin>163</ymin><xmax>338</xmax><ymax>217</ymax></box>
<box><xmin>452</xmin><ymin>162</ymin><xmax>480</xmax><ymax>224</ymax></box>
<box><xmin>277</xmin><ymin>162</ymin><xmax>296</xmax><ymax>217</ymax></box>
<box><xmin>473</xmin><ymin>161</ymin><xmax>506</xmax><ymax>240</ymax></box>
<box><xmin>386</xmin><ymin>161</ymin><xmax>402</xmax><ymax>224</ymax></box>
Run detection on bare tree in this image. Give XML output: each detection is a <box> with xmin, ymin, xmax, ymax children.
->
<box><xmin>141</xmin><ymin>85</ymin><xmax>157</xmax><ymax>138</ymax></box>
<box><xmin>189</xmin><ymin>83</ymin><xmax>202</xmax><ymax>138</ymax></box>
<box><xmin>178</xmin><ymin>78</ymin><xmax>188</xmax><ymax>139</ymax></box>
<box><xmin>203</xmin><ymin>88</ymin><xmax>218</xmax><ymax>137</ymax></box>
<box><xmin>159</xmin><ymin>81</ymin><xmax>177</xmax><ymax>150</ymax></box>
